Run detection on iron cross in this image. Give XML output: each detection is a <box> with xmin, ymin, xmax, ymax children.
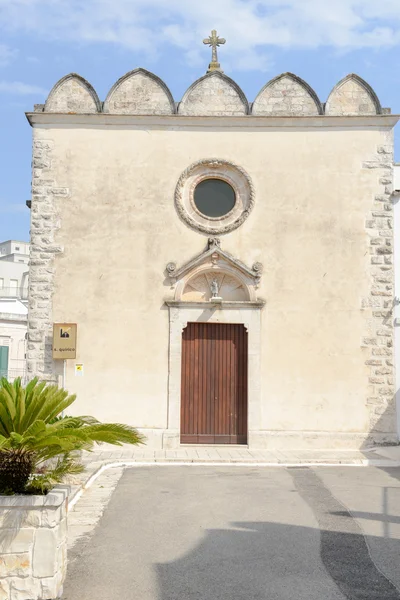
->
<box><xmin>203</xmin><ymin>29</ymin><xmax>226</xmax><ymax>72</ymax></box>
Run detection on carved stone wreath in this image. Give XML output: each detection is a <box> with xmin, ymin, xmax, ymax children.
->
<box><xmin>175</xmin><ymin>158</ymin><xmax>255</xmax><ymax>235</ymax></box>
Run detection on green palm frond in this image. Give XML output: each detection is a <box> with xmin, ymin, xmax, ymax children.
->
<box><xmin>0</xmin><ymin>378</ymin><xmax>145</xmax><ymax>494</ymax></box>
<box><xmin>82</xmin><ymin>423</ymin><xmax>145</xmax><ymax>445</ymax></box>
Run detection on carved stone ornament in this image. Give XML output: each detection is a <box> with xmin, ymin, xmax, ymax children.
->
<box><xmin>166</xmin><ymin>262</ymin><xmax>177</xmax><ymax>274</ymax></box>
<box><xmin>166</xmin><ymin>239</ymin><xmax>263</xmax><ymax>302</ymax></box>
<box><xmin>175</xmin><ymin>159</ymin><xmax>255</xmax><ymax>235</ymax></box>
<box><xmin>208</xmin><ymin>237</ymin><xmax>221</xmax><ymax>248</ymax></box>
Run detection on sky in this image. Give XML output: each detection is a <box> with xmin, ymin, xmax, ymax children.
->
<box><xmin>1</xmin><ymin>0</ymin><xmax>400</xmax><ymax>242</ymax></box>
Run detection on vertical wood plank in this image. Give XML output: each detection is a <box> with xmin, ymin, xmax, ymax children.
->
<box><xmin>181</xmin><ymin>322</ymin><xmax>248</xmax><ymax>445</ymax></box>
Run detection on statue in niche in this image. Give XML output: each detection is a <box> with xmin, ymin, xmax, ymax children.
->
<box><xmin>210</xmin><ymin>278</ymin><xmax>220</xmax><ymax>298</ymax></box>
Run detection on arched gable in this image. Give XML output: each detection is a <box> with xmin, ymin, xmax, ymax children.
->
<box><xmin>325</xmin><ymin>74</ymin><xmax>382</xmax><ymax>116</ymax></box>
<box><xmin>252</xmin><ymin>73</ymin><xmax>322</xmax><ymax>116</ymax></box>
<box><xmin>178</xmin><ymin>72</ymin><xmax>249</xmax><ymax>116</ymax></box>
<box><xmin>44</xmin><ymin>74</ymin><xmax>101</xmax><ymax>113</ymax></box>
<box><xmin>103</xmin><ymin>68</ymin><xmax>175</xmax><ymax>115</ymax></box>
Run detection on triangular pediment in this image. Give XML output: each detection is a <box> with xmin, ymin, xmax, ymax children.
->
<box><xmin>166</xmin><ymin>238</ymin><xmax>263</xmax><ymax>303</ymax></box>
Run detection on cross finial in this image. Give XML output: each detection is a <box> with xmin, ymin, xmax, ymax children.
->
<box><xmin>203</xmin><ymin>29</ymin><xmax>226</xmax><ymax>73</ymax></box>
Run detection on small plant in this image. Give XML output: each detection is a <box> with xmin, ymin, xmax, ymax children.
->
<box><xmin>0</xmin><ymin>377</ymin><xmax>144</xmax><ymax>494</ymax></box>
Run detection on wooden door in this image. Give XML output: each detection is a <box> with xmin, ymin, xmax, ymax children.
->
<box><xmin>180</xmin><ymin>323</ymin><xmax>248</xmax><ymax>444</ymax></box>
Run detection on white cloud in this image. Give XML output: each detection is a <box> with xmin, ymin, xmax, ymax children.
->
<box><xmin>0</xmin><ymin>0</ymin><xmax>400</xmax><ymax>70</ymax></box>
<box><xmin>0</xmin><ymin>81</ymin><xmax>47</xmax><ymax>95</ymax></box>
<box><xmin>0</xmin><ymin>44</ymin><xmax>17</xmax><ymax>66</ymax></box>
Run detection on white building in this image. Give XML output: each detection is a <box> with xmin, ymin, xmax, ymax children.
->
<box><xmin>0</xmin><ymin>240</ymin><xmax>29</xmax><ymax>381</ymax></box>
<box><xmin>0</xmin><ymin>240</ymin><xmax>30</xmax><ymax>265</ymax></box>
<box><xmin>0</xmin><ymin>240</ymin><xmax>29</xmax><ymax>301</ymax></box>
<box><xmin>0</xmin><ymin>299</ymin><xmax>28</xmax><ymax>381</ymax></box>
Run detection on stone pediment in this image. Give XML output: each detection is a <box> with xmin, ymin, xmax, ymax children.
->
<box><xmin>166</xmin><ymin>238</ymin><xmax>263</xmax><ymax>302</ymax></box>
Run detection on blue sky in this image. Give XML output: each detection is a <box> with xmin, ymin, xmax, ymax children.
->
<box><xmin>1</xmin><ymin>0</ymin><xmax>400</xmax><ymax>242</ymax></box>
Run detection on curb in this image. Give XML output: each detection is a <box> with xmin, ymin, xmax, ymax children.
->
<box><xmin>68</xmin><ymin>458</ymin><xmax>400</xmax><ymax>509</ymax></box>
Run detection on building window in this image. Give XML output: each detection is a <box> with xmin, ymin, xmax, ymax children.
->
<box><xmin>175</xmin><ymin>159</ymin><xmax>255</xmax><ymax>235</ymax></box>
<box><xmin>9</xmin><ymin>279</ymin><xmax>18</xmax><ymax>295</ymax></box>
<box><xmin>194</xmin><ymin>179</ymin><xmax>236</xmax><ymax>218</ymax></box>
<box><xmin>15</xmin><ymin>246</ymin><xmax>20</xmax><ymax>251</ymax></box>
<box><xmin>0</xmin><ymin>346</ymin><xmax>9</xmax><ymax>379</ymax></box>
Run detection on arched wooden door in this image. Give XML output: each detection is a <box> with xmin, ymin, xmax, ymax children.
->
<box><xmin>180</xmin><ymin>322</ymin><xmax>248</xmax><ymax>444</ymax></box>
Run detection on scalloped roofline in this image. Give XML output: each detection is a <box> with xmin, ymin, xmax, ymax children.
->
<box><xmin>44</xmin><ymin>73</ymin><xmax>102</xmax><ymax>112</ymax></box>
<box><xmin>35</xmin><ymin>70</ymin><xmax>391</xmax><ymax>117</ymax></box>
<box><xmin>103</xmin><ymin>67</ymin><xmax>176</xmax><ymax>114</ymax></box>
<box><xmin>326</xmin><ymin>73</ymin><xmax>382</xmax><ymax>115</ymax></box>
<box><xmin>178</xmin><ymin>70</ymin><xmax>249</xmax><ymax>115</ymax></box>
<box><xmin>252</xmin><ymin>72</ymin><xmax>323</xmax><ymax>115</ymax></box>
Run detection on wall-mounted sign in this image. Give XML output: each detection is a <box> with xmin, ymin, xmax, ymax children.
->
<box><xmin>52</xmin><ymin>323</ymin><xmax>77</xmax><ymax>359</ymax></box>
<box><xmin>75</xmin><ymin>363</ymin><xmax>84</xmax><ymax>377</ymax></box>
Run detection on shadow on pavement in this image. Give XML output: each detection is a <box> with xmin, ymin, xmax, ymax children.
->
<box><xmin>155</xmin><ymin>468</ymin><xmax>400</xmax><ymax>600</ymax></box>
<box><xmin>62</xmin><ymin>466</ymin><xmax>400</xmax><ymax>600</ymax></box>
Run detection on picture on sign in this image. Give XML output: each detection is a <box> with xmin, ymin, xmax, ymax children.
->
<box><xmin>53</xmin><ymin>323</ymin><xmax>77</xmax><ymax>360</ymax></box>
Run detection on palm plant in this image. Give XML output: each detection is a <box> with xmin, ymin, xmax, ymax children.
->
<box><xmin>0</xmin><ymin>377</ymin><xmax>144</xmax><ymax>494</ymax></box>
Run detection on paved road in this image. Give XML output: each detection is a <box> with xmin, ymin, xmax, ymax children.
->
<box><xmin>63</xmin><ymin>466</ymin><xmax>400</xmax><ymax>599</ymax></box>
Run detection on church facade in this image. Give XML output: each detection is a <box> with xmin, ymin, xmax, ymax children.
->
<box><xmin>26</xmin><ymin>42</ymin><xmax>399</xmax><ymax>449</ymax></box>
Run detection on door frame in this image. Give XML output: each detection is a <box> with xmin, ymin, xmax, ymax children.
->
<box><xmin>164</xmin><ymin>301</ymin><xmax>263</xmax><ymax>449</ymax></box>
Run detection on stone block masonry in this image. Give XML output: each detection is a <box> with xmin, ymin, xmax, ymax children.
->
<box><xmin>27</xmin><ymin>135</ymin><xmax>67</xmax><ymax>383</ymax></box>
<box><xmin>0</xmin><ymin>487</ymin><xmax>69</xmax><ymax>600</ymax></box>
<box><xmin>362</xmin><ymin>134</ymin><xmax>397</xmax><ymax>442</ymax></box>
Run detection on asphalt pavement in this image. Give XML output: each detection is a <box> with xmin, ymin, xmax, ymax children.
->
<box><xmin>62</xmin><ymin>465</ymin><xmax>400</xmax><ymax>599</ymax></box>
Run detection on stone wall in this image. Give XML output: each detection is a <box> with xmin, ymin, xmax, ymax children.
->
<box><xmin>252</xmin><ymin>74</ymin><xmax>321</xmax><ymax>116</ymax></box>
<box><xmin>45</xmin><ymin>74</ymin><xmax>100</xmax><ymax>114</ymax></box>
<box><xmin>178</xmin><ymin>72</ymin><xmax>248</xmax><ymax>116</ymax></box>
<box><xmin>0</xmin><ymin>487</ymin><xmax>69</xmax><ymax>600</ymax></box>
<box><xmin>362</xmin><ymin>135</ymin><xmax>397</xmax><ymax>442</ymax></box>
<box><xmin>26</xmin><ymin>137</ymin><xmax>65</xmax><ymax>383</ymax></box>
<box><xmin>103</xmin><ymin>69</ymin><xmax>175</xmax><ymax>115</ymax></box>
<box><xmin>325</xmin><ymin>75</ymin><xmax>381</xmax><ymax>116</ymax></box>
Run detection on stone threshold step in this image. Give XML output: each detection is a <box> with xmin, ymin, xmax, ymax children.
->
<box><xmin>179</xmin><ymin>444</ymin><xmax>249</xmax><ymax>448</ymax></box>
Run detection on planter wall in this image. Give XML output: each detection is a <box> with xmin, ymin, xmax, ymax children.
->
<box><xmin>0</xmin><ymin>486</ymin><xmax>69</xmax><ymax>600</ymax></box>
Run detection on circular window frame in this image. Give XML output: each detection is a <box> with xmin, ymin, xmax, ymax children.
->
<box><xmin>175</xmin><ymin>159</ymin><xmax>255</xmax><ymax>235</ymax></box>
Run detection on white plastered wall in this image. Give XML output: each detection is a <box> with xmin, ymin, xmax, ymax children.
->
<box><xmin>27</xmin><ymin>116</ymin><xmax>398</xmax><ymax>449</ymax></box>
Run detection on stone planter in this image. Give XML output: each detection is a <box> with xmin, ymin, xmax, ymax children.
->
<box><xmin>0</xmin><ymin>486</ymin><xmax>69</xmax><ymax>600</ymax></box>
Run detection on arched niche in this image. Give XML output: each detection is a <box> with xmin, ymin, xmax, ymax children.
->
<box><xmin>252</xmin><ymin>72</ymin><xmax>322</xmax><ymax>116</ymax></box>
<box><xmin>178</xmin><ymin>71</ymin><xmax>249</xmax><ymax>116</ymax></box>
<box><xmin>325</xmin><ymin>74</ymin><xmax>382</xmax><ymax>116</ymax></box>
<box><xmin>44</xmin><ymin>73</ymin><xmax>101</xmax><ymax>113</ymax></box>
<box><xmin>179</xmin><ymin>268</ymin><xmax>251</xmax><ymax>302</ymax></box>
<box><xmin>103</xmin><ymin>68</ymin><xmax>175</xmax><ymax>115</ymax></box>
